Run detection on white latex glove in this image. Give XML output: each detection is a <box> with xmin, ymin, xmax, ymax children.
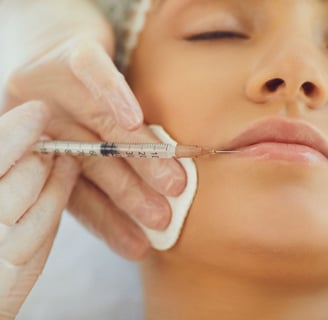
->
<box><xmin>0</xmin><ymin>0</ymin><xmax>186</xmax><ymax>260</ymax></box>
<box><xmin>0</xmin><ymin>102</ymin><xmax>79</xmax><ymax>320</ymax></box>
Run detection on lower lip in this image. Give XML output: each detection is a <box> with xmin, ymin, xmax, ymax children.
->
<box><xmin>234</xmin><ymin>142</ymin><xmax>327</xmax><ymax>163</ymax></box>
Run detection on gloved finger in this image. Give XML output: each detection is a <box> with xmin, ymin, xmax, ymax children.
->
<box><xmin>0</xmin><ymin>258</ymin><xmax>21</xmax><ymax>312</ymax></box>
<box><xmin>0</xmin><ymin>236</ymin><xmax>55</xmax><ymax>317</ymax></box>
<box><xmin>9</xmin><ymin>48</ymin><xmax>141</xmax><ymax>147</ymax></box>
<box><xmin>0</xmin><ymin>156</ymin><xmax>79</xmax><ymax>266</ymax></box>
<box><xmin>0</xmin><ymin>101</ymin><xmax>50</xmax><ymax>177</ymax></box>
<box><xmin>0</xmin><ymin>153</ymin><xmax>53</xmax><ymax>226</ymax></box>
<box><xmin>20</xmin><ymin>235</ymin><xmax>55</xmax><ymax>284</ymax></box>
<box><xmin>47</xmin><ymin>52</ymin><xmax>141</xmax><ymax>139</ymax></box>
<box><xmin>82</xmin><ymin>156</ymin><xmax>171</xmax><ymax>230</ymax></box>
<box><xmin>68</xmin><ymin>176</ymin><xmax>150</xmax><ymax>260</ymax></box>
<box><xmin>8</xmin><ymin>39</ymin><xmax>142</xmax><ymax>132</ymax></box>
<box><xmin>69</xmin><ymin>40</ymin><xmax>143</xmax><ymax>130</ymax></box>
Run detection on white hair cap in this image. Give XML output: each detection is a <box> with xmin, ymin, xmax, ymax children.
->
<box><xmin>95</xmin><ymin>0</ymin><xmax>152</xmax><ymax>71</ymax></box>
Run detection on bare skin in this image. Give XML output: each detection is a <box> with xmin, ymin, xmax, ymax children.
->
<box><xmin>127</xmin><ymin>0</ymin><xmax>328</xmax><ymax>318</ymax></box>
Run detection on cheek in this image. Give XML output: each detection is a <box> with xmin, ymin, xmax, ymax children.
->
<box><xmin>127</xmin><ymin>43</ymin><xmax>248</xmax><ymax>147</ymax></box>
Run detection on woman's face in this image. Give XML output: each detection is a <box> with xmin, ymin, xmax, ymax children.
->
<box><xmin>127</xmin><ymin>0</ymin><xmax>328</xmax><ymax>283</ymax></box>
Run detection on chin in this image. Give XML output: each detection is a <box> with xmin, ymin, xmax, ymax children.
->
<box><xmin>171</xmin><ymin>158</ymin><xmax>328</xmax><ymax>286</ymax></box>
<box><xmin>177</xmin><ymin>205</ymin><xmax>328</xmax><ymax>286</ymax></box>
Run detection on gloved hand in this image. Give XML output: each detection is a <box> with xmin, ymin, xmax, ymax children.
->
<box><xmin>0</xmin><ymin>102</ymin><xmax>79</xmax><ymax>320</ymax></box>
<box><xmin>0</xmin><ymin>0</ymin><xmax>186</xmax><ymax>259</ymax></box>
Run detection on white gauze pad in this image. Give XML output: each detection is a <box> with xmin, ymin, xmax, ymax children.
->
<box><xmin>138</xmin><ymin>125</ymin><xmax>198</xmax><ymax>251</ymax></box>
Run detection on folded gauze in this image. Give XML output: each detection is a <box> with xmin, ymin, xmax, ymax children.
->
<box><xmin>139</xmin><ymin>125</ymin><xmax>198</xmax><ymax>250</ymax></box>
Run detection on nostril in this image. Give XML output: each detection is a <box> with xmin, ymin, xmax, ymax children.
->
<box><xmin>302</xmin><ymin>82</ymin><xmax>317</xmax><ymax>97</ymax></box>
<box><xmin>264</xmin><ymin>78</ymin><xmax>285</xmax><ymax>92</ymax></box>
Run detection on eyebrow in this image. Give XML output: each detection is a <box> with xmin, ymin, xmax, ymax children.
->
<box><xmin>154</xmin><ymin>0</ymin><xmax>207</xmax><ymax>16</ymax></box>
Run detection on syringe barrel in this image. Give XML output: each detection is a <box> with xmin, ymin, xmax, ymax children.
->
<box><xmin>33</xmin><ymin>141</ymin><xmax>205</xmax><ymax>158</ymax></box>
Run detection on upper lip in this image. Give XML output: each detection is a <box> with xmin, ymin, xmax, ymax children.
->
<box><xmin>223</xmin><ymin>117</ymin><xmax>328</xmax><ymax>159</ymax></box>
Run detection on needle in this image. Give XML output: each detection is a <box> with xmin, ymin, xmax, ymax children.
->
<box><xmin>211</xmin><ymin>150</ymin><xmax>240</xmax><ymax>154</ymax></box>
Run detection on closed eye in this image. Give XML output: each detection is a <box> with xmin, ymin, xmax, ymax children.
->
<box><xmin>186</xmin><ymin>31</ymin><xmax>249</xmax><ymax>41</ymax></box>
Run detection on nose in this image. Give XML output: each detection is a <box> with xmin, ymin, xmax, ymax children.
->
<box><xmin>245</xmin><ymin>45</ymin><xmax>328</xmax><ymax>109</ymax></box>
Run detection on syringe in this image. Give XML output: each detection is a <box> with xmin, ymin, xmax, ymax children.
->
<box><xmin>33</xmin><ymin>141</ymin><xmax>238</xmax><ymax>159</ymax></box>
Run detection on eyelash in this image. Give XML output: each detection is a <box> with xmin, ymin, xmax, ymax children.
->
<box><xmin>186</xmin><ymin>31</ymin><xmax>249</xmax><ymax>41</ymax></box>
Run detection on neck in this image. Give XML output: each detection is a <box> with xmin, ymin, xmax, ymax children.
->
<box><xmin>141</xmin><ymin>252</ymin><xmax>328</xmax><ymax>320</ymax></box>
